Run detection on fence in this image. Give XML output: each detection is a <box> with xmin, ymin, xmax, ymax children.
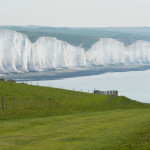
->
<box><xmin>94</xmin><ymin>90</ymin><xmax>118</xmax><ymax>96</ymax></box>
<box><xmin>0</xmin><ymin>96</ymin><xmax>60</xmax><ymax>110</ymax></box>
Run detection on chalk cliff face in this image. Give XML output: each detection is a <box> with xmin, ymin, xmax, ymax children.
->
<box><xmin>0</xmin><ymin>29</ymin><xmax>32</xmax><ymax>73</ymax></box>
<box><xmin>86</xmin><ymin>38</ymin><xmax>150</xmax><ymax>66</ymax></box>
<box><xmin>31</xmin><ymin>37</ymin><xmax>86</xmax><ymax>71</ymax></box>
<box><xmin>0</xmin><ymin>29</ymin><xmax>86</xmax><ymax>73</ymax></box>
<box><xmin>0</xmin><ymin>29</ymin><xmax>150</xmax><ymax>74</ymax></box>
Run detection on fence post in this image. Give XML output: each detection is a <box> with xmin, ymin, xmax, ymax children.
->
<box><xmin>6</xmin><ymin>97</ymin><xmax>8</xmax><ymax>110</ymax></box>
<box><xmin>35</xmin><ymin>98</ymin><xmax>37</xmax><ymax>106</ymax></box>
<box><xmin>116</xmin><ymin>91</ymin><xmax>118</xmax><ymax>96</ymax></box>
<box><xmin>49</xmin><ymin>99</ymin><xmax>50</xmax><ymax>106</ymax></box>
<box><xmin>31</xmin><ymin>98</ymin><xmax>32</xmax><ymax>107</ymax></box>
<box><xmin>2</xmin><ymin>96</ymin><xmax>3</xmax><ymax>110</ymax></box>
<box><xmin>25</xmin><ymin>99</ymin><xmax>27</xmax><ymax>108</ymax></box>
<box><xmin>20</xmin><ymin>97</ymin><xmax>21</xmax><ymax>108</ymax></box>
<box><xmin>13</xmin><ymin>97</ymin><xmax>15</xmax><ymax>109</ymax></box>
<box><xmin>45</xmin><ymin>99</ymin><xmax>46</xmax><ymax>107</ymax></box>
<box><xmin>40</xmin><ymin>99</ymin><xmax>42</xmax><ymax>107</ymax></box>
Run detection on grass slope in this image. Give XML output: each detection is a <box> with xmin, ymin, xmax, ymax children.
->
<box><xmin>0</xmin><ymin>81</ymin><xmax>148</xmax><ymax>120</ymax></box>
<box><xmin>1</xmin><ymin>109</ymin><xmax>150</xmax><ymax>150</ymax></box>
<box><xmin>0</xmin><ymin>81</ymin><xmax>150</xmax><ymax>149</ymax></box>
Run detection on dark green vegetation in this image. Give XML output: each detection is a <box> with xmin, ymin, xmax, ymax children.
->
<box><xmin>0</xmin><ymin>80</ymin><xmax>150</xmax><ymax>149</ymax></box>
<box><xmin>1</xmin><ymin>26</ymin><xmax>150</xmax><ymax>50</ymax></box>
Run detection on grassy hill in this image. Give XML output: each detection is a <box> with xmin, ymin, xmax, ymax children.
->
<box><xmin>0</xmin><ymin>80</ymin><xmax>150</xmax><ymax>149</ymax></box>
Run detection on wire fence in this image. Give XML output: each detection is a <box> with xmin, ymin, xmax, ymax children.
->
<box><xmin>0</xmin><ymin>97</ymin><xmax>60</xmax><ymax>110</ymax></box>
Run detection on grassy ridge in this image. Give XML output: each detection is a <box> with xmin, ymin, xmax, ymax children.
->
<box><xmin>0</xmin><ymin>81</ymin><xmax>109</xmax><ymax>119</ymax></box>
<box><xmin>0</xmin><ymin>81</ymin><xmax>149</xmax><ymax>120</ymax></box>
<box><xmin>0</xmin><ymin>81</ymin><xmax>150</xmax><ymax>149</ymax></box>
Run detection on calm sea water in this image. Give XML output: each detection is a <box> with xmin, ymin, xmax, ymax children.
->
<box><xmin>24</xmin><ymin>70</ymin><xmax>150</xmax><ymax>103</ymax></box>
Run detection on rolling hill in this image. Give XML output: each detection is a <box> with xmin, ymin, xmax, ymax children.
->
<box><xmin>0</xmin><ymin>80</ymin><xmax>150</xmax><ymax>149</ymax></box>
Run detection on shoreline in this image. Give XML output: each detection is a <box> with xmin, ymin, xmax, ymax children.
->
<box><xmin>1</xmin><ymin>64</ymin><xmax>150</xmax><ymax>81</ymax></box>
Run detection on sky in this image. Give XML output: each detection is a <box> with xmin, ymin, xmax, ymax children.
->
<box><xmin>0</xmin><ymin>0</ymin><xmax>150</xmax><ymax>27</ymax></box>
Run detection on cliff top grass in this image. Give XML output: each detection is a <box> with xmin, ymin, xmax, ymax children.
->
<box><xmin>0</xmin><ymin>80</ymin><xmax>150</xmax><ymax>149</ymax></box>
<box><xmin>0</xmin><ymin>80</ymin><xmax>149</xmax><ymax>120</ymax></box>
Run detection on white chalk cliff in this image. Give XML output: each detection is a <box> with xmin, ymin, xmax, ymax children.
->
<box><xmin>0</xmin><ymin>29</ymin><xmax>86</xmax><ymax>73</ymax></box>
<box><xmin>0</xmin><ymin>29</ymin><xmax>150</xmax><ymax>74</ymax></box>
<box><xmin>86</xmin><ymin>38</ymin><xmax>150</xmax><ymax>66</ymax></box>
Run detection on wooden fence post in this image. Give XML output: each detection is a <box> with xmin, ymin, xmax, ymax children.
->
<box><xmin>35</xmin><ymin>98</ymin><xmax>37</xmax><ymax>106</ymax></box>
<box><xmin>25</xmin><ymin>99</ymin><xmax>27</xmax><ymax>108</ymax></box>
<box><xmin>20</xmin><ymin>97</ymin><xmax>21</xmax><ymax>108</ymax></box>
<box><xmin>6</xmin><ymin>97</ymin><xmax>8</xmax><ymax>110</ymax></box>
<box><xmin>13</xmin><ymin>97</ymin><xmax>15</xmax><ymax>109</ymax></box>
<box><xmin>45</xmin><ymin>99</ymin><xmax>46</xmax><ymax>106</ymax></box>
<box><xmin>116</xmin><ymin>91</ymin><xmax>118</xmax><ymax>96</ymax></box>
<box><xmin>49</xmin><ymin>99</ymin><xmax>50</xmax><ymax>106</ymax></box>
<box><xmin>31</xmin><ymin>98</ymin><xmax>32</xmax><ymax>107</ymax></box>
<box><xmin>40</xmin><ymin>99</ymin><xmax>42</xmax><ymax>107</ymax></box>
<box><xmin>2</xmin><ymin>96</ymin><xmax>3</xmax><ymax>110</ymax></box>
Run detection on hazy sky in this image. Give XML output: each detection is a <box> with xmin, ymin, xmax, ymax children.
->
<box><xmin>0</xmin><ymin>0</ymin><xmax>150</xmax><ymax>27</ymax></box>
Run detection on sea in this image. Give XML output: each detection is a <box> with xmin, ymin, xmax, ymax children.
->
<box><xmin>22</xmin><ymin>70</ymin><xmax>150</xmax><ymax>103</ymax></box>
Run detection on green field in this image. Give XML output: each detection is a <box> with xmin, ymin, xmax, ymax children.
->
<box><xmin>0</xmin><ymin>81</ymin><xmax>150</xmax><ymax>149</ymax></box>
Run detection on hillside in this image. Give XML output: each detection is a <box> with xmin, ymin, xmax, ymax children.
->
<box><xmin>0</xmin><ymin>80</ymin><xmax>149</xmax><ymax>120</ymax></box>
<box><xmin>0</xmin><ymin>81</ymin><xmax>150</xmax><ymax>149</ymax></box>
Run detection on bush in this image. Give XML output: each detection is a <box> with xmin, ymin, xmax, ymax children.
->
<box><xmin>7</xmin><ymin>79</ymin><xmax>16</xmax><ymax>83</ymax></box>
<box><xmin>0</xmin><ymin>78</ymin><xmax>5</xmax><ymax>82</ymax></box>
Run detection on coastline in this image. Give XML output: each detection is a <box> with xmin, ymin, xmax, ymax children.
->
<box><xmin>1</xmin><ymin>64</ymin><xmax>150</xmax><ymax>81</ymax></box>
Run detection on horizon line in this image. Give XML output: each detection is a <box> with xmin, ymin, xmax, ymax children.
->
<box><xmin>0</xmin><ymin>25</ymin><xmax>150</xmax><ymax>28</ymax></box>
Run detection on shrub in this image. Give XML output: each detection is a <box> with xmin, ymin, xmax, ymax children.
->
<box><xmin>0</xmin><ymin>78</ymin><xmax>5</xmax><ymax>82</ymax></box>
